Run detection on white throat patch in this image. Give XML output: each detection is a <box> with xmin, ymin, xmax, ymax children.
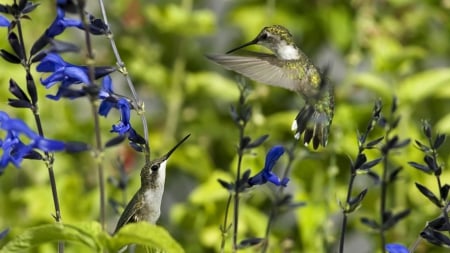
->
<box><xmin>276</xmin><ymin>41</ymin><xmax>300</xmax><ymax>60</ymax></box>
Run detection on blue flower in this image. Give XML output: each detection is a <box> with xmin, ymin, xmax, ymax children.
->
<box><xmin>111</xmin><ymin>98</ymin><xmax>133</xmax><ymax>135</ymax></box>
<box><xmin>98</xmin><ymin>75</ymin><xmax>126</xmax><ymax>117</ymax></box>
<box><xmin>0</xmin><ymin>15</ymin><xmax>10</xmax><ymax>27</ymax></box>
<box><xmin>36</xmin><ymin>53</ymin><xmax>116</xmax><ymax>100</ymax></box>
<box><xmin>248</xmin><ymin>145</ymin><xmax>289</xmax><ymax>187</ymax></box>
<box><xmin>0</xmin><ymin>111</ymin><xmax>65</xmax><ymax>172</ymax></box>
<box><xmin>37</xmin><ymin>53</ymin><xmax>89</xmax><ymax>89</ymax></box>
<box><xmin>0</xmin><ymin>228</ymin><xmax>9</xmax><ymax>240</ymax></box>
<box><xmin>45</xmin><ymin>8</ymin><xmax>83</xmax><ymax>38</ymax></box>
<box><xmin>385</xmin><ymin>243</ymin><xmax>409</xmax><ymax>253</ymax></box>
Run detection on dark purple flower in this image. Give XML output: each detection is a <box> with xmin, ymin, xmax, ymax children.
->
<box><xmin>385</xmin><ymin>244</ymin><xmax>408</xmax><ymax>253</ymax></box>
<box><xmin>248</xmin><ymin>145</ymin><xmax>289</xmax><ymax>187</ymax></box>
<box><xmin>0</xmin><ymin>111</ymin><xmax>65</xmax><ymax>171</ymax></box>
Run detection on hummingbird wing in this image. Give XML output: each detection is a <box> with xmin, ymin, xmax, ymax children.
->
<box><xmin>206</xmin><ymin>53</ymin><xmax>300</xmax><ymax>92</ymax></box>
<box><xmin>114</xmin><ymin>192</ymin><xmax>142</xmax><ymax>234</ymax></box>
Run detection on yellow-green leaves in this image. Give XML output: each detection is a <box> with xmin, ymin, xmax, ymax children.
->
<box><xmin>0</xmin><ymin>222</ymin><xmax>184</xmax><ymax>253</ymax></box>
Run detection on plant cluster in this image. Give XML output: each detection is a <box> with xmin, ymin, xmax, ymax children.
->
<box><xmin>0</xmin><ymin>1</ymin><xmax>449</xmax><ymax>253</ymax></box>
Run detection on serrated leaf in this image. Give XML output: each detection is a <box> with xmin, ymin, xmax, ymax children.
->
<box><xmin>415</xmin><ymin>182</ymin><xmax>442</xmax><ymax>208</ymax></box>
<box><xmin>111</xmin><ymin>222</ymin><xmax>184</xmax><ymax>253</ymax></box>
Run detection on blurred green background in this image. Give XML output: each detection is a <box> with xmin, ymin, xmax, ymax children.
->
<box><xmin>1</xmin><ymin>0</ymin><xmax>450</xmax><ymax>252</ymax></box>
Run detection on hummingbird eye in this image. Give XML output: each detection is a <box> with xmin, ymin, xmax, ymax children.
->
<box><xmin>150</xmin><ymin>164</ymin><xmax>160</xmax><ymax>171</ymax></box>
<box><xmin>259</xmin><ymin>32</ymin><xmax>268</xmax><ymax>40</ymax></box>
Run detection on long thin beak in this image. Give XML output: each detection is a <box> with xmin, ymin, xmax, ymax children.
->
<box><xmin>162</xmin><ymin>134</ymin><xmax>191</xmax><ymax>160</ymax></box>
<box><xmin>226</xmin><ymin>38</ymin><xmax>259</xmax><ymax>54</ymax></box>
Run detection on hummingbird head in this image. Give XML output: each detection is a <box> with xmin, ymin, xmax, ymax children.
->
<box><xmin>140</xmin><ymin>134</ymin><xmax>190</xmax><ymax>189</ymax></box>
<box><xmin>226</xmin><ymin>25</ymin><xmax>300</xmax><ymax>60</ymax></box>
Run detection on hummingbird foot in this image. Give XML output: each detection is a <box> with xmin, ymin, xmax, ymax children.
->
<box><xmin>292</xmin><ymin>103</ymin><xmax>332</xmax><ymax>149</ymax></box>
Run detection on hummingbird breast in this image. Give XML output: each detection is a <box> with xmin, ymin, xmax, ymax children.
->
<box><xmin>141</xmin><ymin>188</ymin><xmax>163</xmax><ymax>223</ymax></box>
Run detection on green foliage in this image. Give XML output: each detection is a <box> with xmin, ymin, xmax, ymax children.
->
<box><xmin>0</xmin><ymin>222</ymin><xmax>183</xmax><ymax>253</ymax></box>
<box><xmin>1</xmin><ymin>0</ymin><xmax>450</xmax><ymax>252</ymax></box>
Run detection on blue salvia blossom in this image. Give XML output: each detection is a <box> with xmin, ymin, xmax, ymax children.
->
<box><xmin>0</xmin><ymin>228</ymin><xmax>8</xmax><ymax>240</ymax></box>
<box><xmin>36</xmin><ymin>53</ymin><xmax>115</xmax><ymax>100</ymax></box>
<box><xmin>98</xmin><ymin>76</ymin><xmax>138</xmax><ymax>137</ymax></box>
<box><xmin>45</xmin><ymin>8</ymin><xmax>83</xmax><ymax>38</ymax></box>
<box><xmin>385</xmin><ymin>243</ymin><xmax>409</xmax><ymax>253</ymax></box>
<box><xmin>0</xmin><ymin>15</ymin><xmax>9</xmax><ymax>27</ymax></box>
<box><xmin>0</xmin><ymin>111</ymin><xmax>65</xmax><ymax>172</ymax></box>
<box><xmin>36</xmin><ymin>53</ymin><xmax>89</xmax><ymax>89</ymax></box>
<box><xmin>248</xmin><ymin>145</ymin><xmax>289</xmax><ymax>187</ymax></box>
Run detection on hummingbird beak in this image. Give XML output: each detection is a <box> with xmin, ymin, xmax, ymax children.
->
<box><xmin>226</xmin><ymin>37</ymin><xmax>259</xmax><ymax>54</ymax></box>
<box><xmin>162</xmin><ymin>134</ymin><xmax>191</xmax><ymax>161</ymax></box>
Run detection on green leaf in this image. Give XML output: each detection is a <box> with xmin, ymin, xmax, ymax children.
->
<box><xmin>111</xmin><ymin>222</ymin><xmax>184</xmax><ymax>253</ymax></box>
<box><xmin>0</xmin><ymin>223</ymin><xmax>102</xmax><ymax>253</ymax></box>
<box><xmin>350</xmin><ymin>72</ymin><xmax>392</xmax><ymax>99</ymax></box>
<box><xmin>398</xmin><ymin>68</ymin><xmax>450</xmax><ymax>103</ymax></box>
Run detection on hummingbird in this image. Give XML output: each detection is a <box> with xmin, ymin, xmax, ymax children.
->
<box><xmin>207</xmin><ymin>25</ymin><xmax>334</xmax><ymax>149</ymax></box>
<box><xmin>113</xmin><ymin>134</ymin><xmax>190</xmax><ymax>234</ymax></box>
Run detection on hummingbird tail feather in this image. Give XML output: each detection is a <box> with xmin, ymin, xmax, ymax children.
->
<box><xmin>292</xmin><ymin>91</ymin><xmax>334</xmax><ymax>149</ymax></box>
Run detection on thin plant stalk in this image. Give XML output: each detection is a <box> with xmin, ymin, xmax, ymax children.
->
<box><xmin>77</xmin><ymin>1</ymin><xmax>106</xmax><ymax>230</ymax></box>
<box><xmin>97</xmin><ymin>0</ymin><xmax>150</xmax><ymax>160</ymax></box>
<box><xmin>339</xmin><ymin>172</ymin><xmax>356</xmax><ymax>253</ymax></box>
<box><xmin>219</xmin><ymin>194</ymin><xmax>233</xmax><ymax>253</ymax></box>
<box><xmin>233</xmin><ymin>124</ymin><xmax>245</xmax><ymax>252</ymax></box>
<box><xmin>13</xmin><ymin>9</ymin><xmax>64</xmax><ymax>253</ymax></box>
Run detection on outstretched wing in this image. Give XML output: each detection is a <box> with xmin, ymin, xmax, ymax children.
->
<box><xmin>206</xmin><ymin>53</ymin><xmax>299</xmax><ymax>92</ymax></box>
<box><xmin>114</xmin><ymin>192</ymin><xmax>141</xmax><ymax>234</ymax></box>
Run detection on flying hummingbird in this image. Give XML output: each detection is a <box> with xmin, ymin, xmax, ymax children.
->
<box><xmin>114</xmin><ymin>134</ymin><xmax>190</xmax><ymax>234</ymax></box>
<box><xmin>207</xmin><ymin>25</ymin><xmax>334</xmax><ymax>149</ymax></box>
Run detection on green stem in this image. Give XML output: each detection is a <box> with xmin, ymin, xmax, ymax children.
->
<box><xmin>233</xmin><ymin>125</ymin><xmax>245</xmax><ymax>252</ymax></box>
<box><xmin>77</xmin><ymin>2</ymin><xmax>106</xmax><ymax>231</ymax></box>
<box><xmin>219</xmin><ymin>194</ymin><xmax>233</xmax><ymax>253</ymax></box>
